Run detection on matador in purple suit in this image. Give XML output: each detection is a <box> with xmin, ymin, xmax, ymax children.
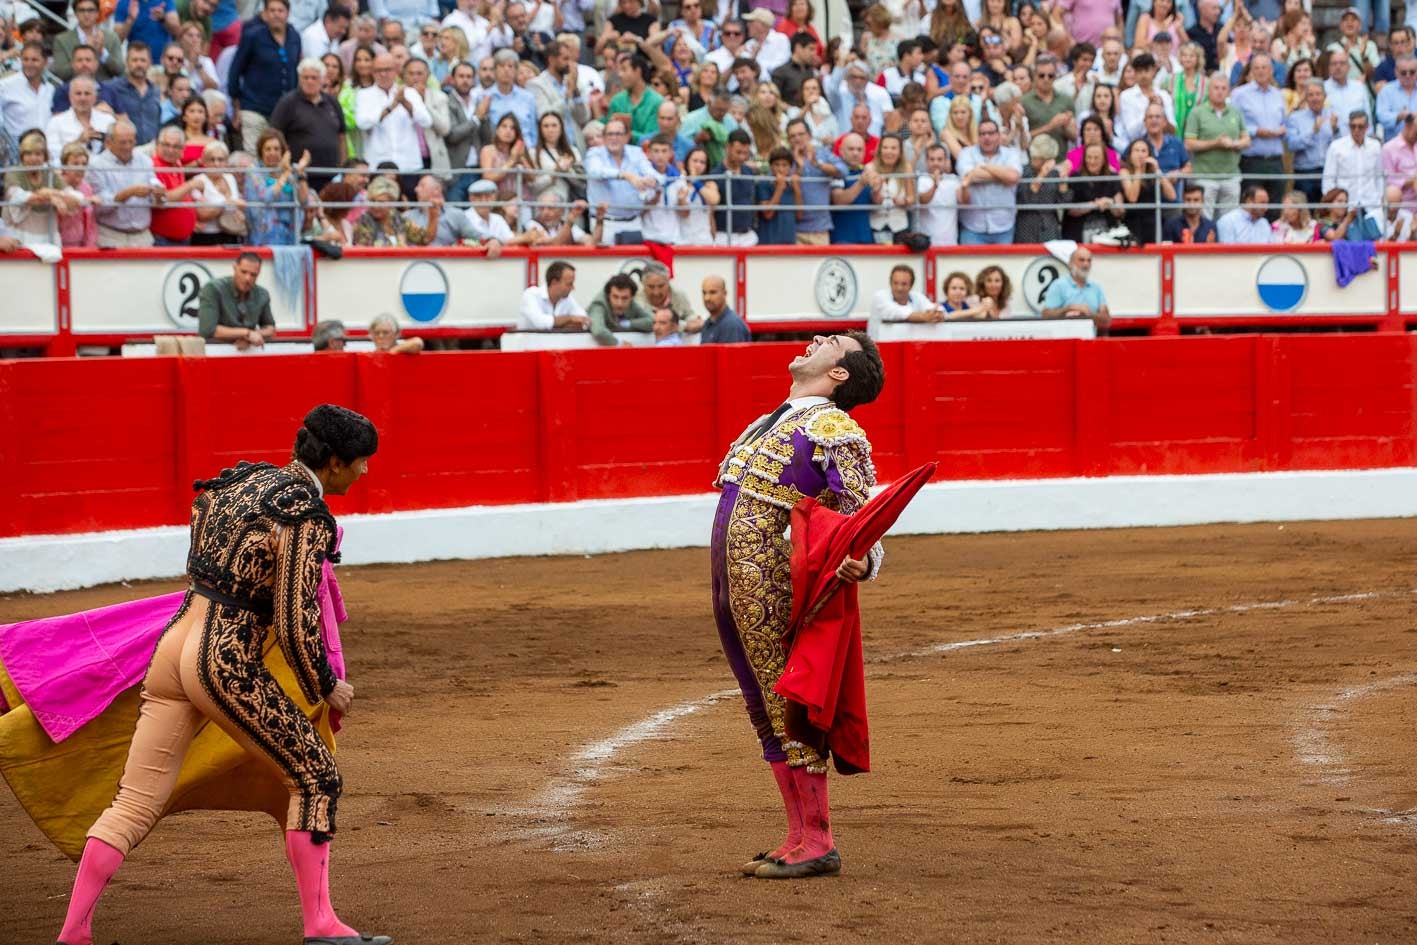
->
<box><xmin>711</xmin><ymin>331</ymin><xmax>886</xmax><ymax>880</ymax></box>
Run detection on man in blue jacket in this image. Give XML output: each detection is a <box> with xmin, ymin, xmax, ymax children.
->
<box><xmin>229</xmin><ymin>0</ymin><xmax>301</xmax><ymax>153</ymax></box>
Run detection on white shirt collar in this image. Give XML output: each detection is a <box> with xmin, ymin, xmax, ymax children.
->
<box><xmin>295</xmin><ymin>460</ymin><xmax>325</xmax><ymax>497</ymax></box>
<box><xmin>788</xmin><ymin>395</ymin><xmax>831</xmax><ymax>410</ymax></box>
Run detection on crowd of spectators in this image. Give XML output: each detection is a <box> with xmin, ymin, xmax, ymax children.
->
<box><xmin>3</xmin><ymin>0</ymin><xmax>1416</xmax><ymax>251</ymax></box>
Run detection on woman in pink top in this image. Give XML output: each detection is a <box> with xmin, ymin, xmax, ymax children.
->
<box><xmin>56</xmin><ymin>142</ymin><xmax>97</xmax><ymax>248</ymax></box>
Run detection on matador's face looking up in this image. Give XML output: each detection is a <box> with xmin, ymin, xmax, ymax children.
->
<box><xmin>791</xmin><ymin>334</ymin><xmax>861</xmax><ymax>380</ymax></box>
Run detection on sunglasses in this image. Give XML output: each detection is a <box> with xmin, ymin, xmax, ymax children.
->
<box><xmin>983</xmin><ymin>35</ymin><xmax>1003</xmax><ymax>44</ymax></box>
<box><xmin>422</xmin><ymin>29</ymin><xmax>437</xmax><ymax>36</ymax></box>
<box><xmin>1035</xmin><ymin>70</ymin><xmax>1054</xmax><ymax>77</ymax></box>
<box><xmin>722</xmin><ymin>29</ymin><xmax>743</xmax><ymax>35</ymax></box>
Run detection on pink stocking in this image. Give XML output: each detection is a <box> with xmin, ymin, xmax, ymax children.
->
<box><xmin>285</xmin><ymin>830</ymin><xmax>358</xmax><ymax>939</ymax></box>
<box><xmin>768</xmin><ymin>760</ymin><xmax>804</xmax><ymax>860</ymax></box>
<box><xmin>58</xmin><ymin>837</ymin><xmax>125</xmax><ymax>945</ymax></box>
<box><xmin>786</xmin><ymin>767</ymin><xmax>836</xmax><ymax>862</ymax></box>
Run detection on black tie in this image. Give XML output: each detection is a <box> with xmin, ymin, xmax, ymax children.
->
<box><xmin>748</xmin><ymin>402</ymin><xmax>792</xmax><ymax>442</ymax></box>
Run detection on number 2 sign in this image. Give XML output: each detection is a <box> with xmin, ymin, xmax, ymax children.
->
<box><xmin>161</xmin><ymin>262</ymin><xmax>214</xmax><ymax>329</ymax></box>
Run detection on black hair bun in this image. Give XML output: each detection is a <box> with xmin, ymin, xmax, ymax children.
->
<box><xmin>294</xmin><ymin>405</ymin><xmax>379</xmax><ymax>469</ymax></box>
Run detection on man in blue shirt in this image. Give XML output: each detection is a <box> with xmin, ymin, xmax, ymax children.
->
<box><xmin>99</xmin><ymin>43</ymin><xmax>161</xmax><ymax>145</ymax></box>
<box><xmin>584</xmin><ymin>116</ymin><xmax>656</xmax><ymax>244</ymax></box>
<box><xmin>478</xmin><ymin>49</ymin><xmax>540</xmax><ymax>147</ymax></box>
<box><xmin>956</xmin><ymin>119</ymin><xmax>1023</xmax><ymax>244</ymax></box>
<box><xmin>1141</xmin><ymin>102</ymin><xmax>1190</xmax><ymax>204</ymax></box>
<box><xmin>1376</xmin><ymin>55</ymin><xmax>1417</xmax><ymax>139</ymax></box>
<box><xmin>755</xmin><ymin>147</ymin><xmax>799</xmax><ymax>245</ymax></box>
<box><xmin>1284</xmin><ymin>78</ymin><xmax>1338</xmax><ymax>204</ymax></box>
<box><xmin>1162</xmin><ymin>183</ymin><xmax>1219</xmax><ymax>242</ymax></box>
<box><xmin>1041</xmin><ymin>246</ymin><xmax>1110</xmax><ymax>334</ymax></box>
<box><xmin>828</xmin><ymin>132</ymin><xmax>875</xmax><ymax>245</ymax></box>
<box><xmin>713</xmin><ymin>129</ymin><xmax>759</xmax><ymax>246</ymax></box>
<box><xmin>1215</xmin><ymin>184</ymin><xmax>1275</xmax><ymax>243</ymax></box>
<box><xmin>1230</xmin><ymin>53</ymin><xmax>1286</xmax><ymax>216</ymax></box>
<box><xmin>113</xmin><ymin>0</ymin><xmax>179</xmax><ymax>63</ymax></box>
<box><xmin>786</xmin><ymin>117</ymin><xmax>844</xmax><ymax>244</ymax></box>
<box><xmin>229</xmin><ymin>0</ymin><xmax>300</xmax><ymax>153</ymax></box>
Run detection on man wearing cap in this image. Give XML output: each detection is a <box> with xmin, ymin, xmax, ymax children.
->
<box><xmin>1327</xmin><ymin>7</ymin><xmax>1381</xmax><ymax>81</ymax></box>
<box><xmin>465</xmin><ymin>179</ymin><xmax>516</xmax><ymax>251</ymax></box>
<box><xmin>827</xmin><ymin>58</ymin><xmax>890</xmax><ymax>137</ymax></box>
<box><xmin>743</xmin><ymin>9</ymin><xmax>790</xmax><ymax>76</ymax></box>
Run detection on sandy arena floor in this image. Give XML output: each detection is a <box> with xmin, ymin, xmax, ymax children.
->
<box><xmin>2</xmin><ymin>521</ymin><xmax>1416</xmax><ymax>945</ymax></box>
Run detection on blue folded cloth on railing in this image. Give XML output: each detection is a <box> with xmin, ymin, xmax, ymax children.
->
<box><xmin>270</xmin><ymin>245</ymin><xmax>311</xmax><ymax>315</ymax></box>
<box><xmin>1332</xmin><ymin>240</ymin><xmax>1376</xmax><ymax>288</ymax></box>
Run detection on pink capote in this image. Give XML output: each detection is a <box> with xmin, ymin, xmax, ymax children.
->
<box><xmin>0</xmin><ymin>527</ymin><xmax>349</xmax><ymax>743</ymax></box>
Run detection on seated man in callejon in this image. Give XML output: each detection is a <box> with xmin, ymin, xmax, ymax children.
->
<box><xmin>1040</xmin><ymin>246</ymin><xmax>1111</xmax><ymax>335</ymax></box>
<box><xmin>519</xmin><ymin>261</ymin><xmax>591</xmax><ymax>332</ymax></box>
<box><xmin>197</xmin><ymin>252</ymin><xmax>276</xmax><ymax>349</ymax></box>
<box><xmin>587</xmin><ymin>273</ymin><xmax>653</xmax><ymax>346</ymax></box>
<box><xmin>869</xmin><ymin>264</ymin><xmax>943</xmax><ymax>336</ymax></box>
<box><xmin>634</xmin><ymin>261</ymin><xmax>701</xmax><ymax>332</ymax></box>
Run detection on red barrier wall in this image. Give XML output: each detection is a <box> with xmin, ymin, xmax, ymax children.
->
<box><xmin>3</xmin><ymin>335</ymin><xmax>1416</xmax><ymax>539</ymax></box>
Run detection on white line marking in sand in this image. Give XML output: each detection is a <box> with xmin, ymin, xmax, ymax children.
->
<box><xmin>521</xmin><ymin>588</ymin><xmax>1408</xmax><ymax>843</ymax></box>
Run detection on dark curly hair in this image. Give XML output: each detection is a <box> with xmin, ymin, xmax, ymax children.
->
<box><xmin>832</xmin><ymin>330</ymin><xmax>885</xmax><ymax>412</ymax></box>
<box><xmin>294</xmin><ymin>404</ymin><xmax>379</xmax><ymax>468</ymax></box>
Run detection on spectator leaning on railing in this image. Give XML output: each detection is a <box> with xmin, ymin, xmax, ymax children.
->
<box><xmin>1041</xmin><ymin>246</ymin><xmax>1110</xmax><ymax>334</ymax></box>
<box><xmin>587</xmin><ymin>272</ymin><xmax>653</xmax><ymax>347</ymax></box>
<box><xmin>197</xmin><ymin>251</ymin><xmax>276</xmax><ymax>348</ymax></box>
<box><xmin>870</xmin><ymin>263</ymin><xmax>942</xmax><ymax>330</ymax></box>
<box><xmin>519</xmin><ymin>259</ymin><xmax>590</xmax><ymax>331</ymax></box>
<box><xmin>1216</xmin><ymin>184</ymin><xmax>1274</xmax><ymax>243</ymax></box>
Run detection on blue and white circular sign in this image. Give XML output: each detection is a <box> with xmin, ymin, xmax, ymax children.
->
<box><xmin>1255</xmin><ymin>255</ymin><xmax>1308</xmax><ymax>312</ymax></box>
<box><xmin>399</xmin><ymin>260</ymin><xmax>450</xmax><ymax>324</ymax></box>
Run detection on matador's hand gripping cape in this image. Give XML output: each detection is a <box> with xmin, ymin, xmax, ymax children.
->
<box><xmin>774</xmin><ymin>463</ymin><xmax>938</xmax><ymax>776</ymax></box>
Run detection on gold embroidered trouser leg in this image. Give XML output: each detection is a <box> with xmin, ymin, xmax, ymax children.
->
<box><xmin>725</xmin><ymin>498</ymin><xmax>827</xmax><ymax>774</ymax></box>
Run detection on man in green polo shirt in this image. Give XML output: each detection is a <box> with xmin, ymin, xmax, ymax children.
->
<box><xmin>606</xmin><ymin>54</ymin><xmax>665</xmax><ymax>145</ymax></box>
<box><xmin>1183</xmin><ymin>72</ymin><xmax>1250</xmax><ymax>219</ymax></box>
<box><xmin>197</xmin><ymin>252</ymin><xmax>276</xmax><ymax>349</ymax></box>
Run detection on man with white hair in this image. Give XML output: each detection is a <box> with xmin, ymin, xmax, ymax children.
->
<box><xmin>1376</xmin><ymin>54</ymin><xmax>1417</xmax><ymax>140</ymax></box>
<box><xmin>356</xmin><ymin>52</ymin><xmax>432</xmax><ymax>191</ymax></box>
<box><xmin>1183</xmin><ymin>71</ymin><xmax>1248</xmax><ymax>218</ymax></box>
<box><xmin>46</xmin><ymin>75</ymin><xmax>115</xmax><ymax>163</ymax></box>
<box><xmin>827</xmin><ymin>59</ymin><xmax>891</xmax><ymax>137</ymax></box>
<box><xmin>1041</xmin><ymin>246</ymin><xmax>1110</xmax><ymax>334</ymax></box>
<box><xmin>337</xmin><ymin>14</ymin><xmax>387</xmax><ymax>71</ymax></box>
<box><xmin>405</xmin><ymin>174</ymin><xmax>483</xmax><ymax>245</ymax></box>
<box><xmin>477</xmin><ymin>48</ymin><xmax>540</xmax><ymax>146</ymax></box>
<box><xmin>270</xmin><ymin>57</ymin><xmax>347</xmax><ymax>189</ymax></box>
<box><xmin>88</xmin><ymin>120</ymin><xmax>164</xmax><ymax>248</ymax></box>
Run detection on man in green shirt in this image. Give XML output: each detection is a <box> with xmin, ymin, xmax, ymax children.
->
<box><xmin>1183</xmin><ymin>72</ymin><xmax>1250</xmax><ymax>218</ymax></box>
<box><xmin>1019</xmin><ymin>54</ymin><xmax>1076</xmax><ymax>150</ymax></box>
<box><xmin>587</xmin><ymin>272</ymin><xmax>653</xmax><ymax>346</ymax></box>
<box><xmin>197</xmin><ymin>252</ymin><xmax>276</xmax><ymax>348</ymax></box>
<box><xmin>682</xmin><ymin>89</ymin><xmax>737</xmax><ymax>168</ymax></box>
<box><xmin>606</xmin><ymin>54</ymin><xmax>664</xmax><ymax>145</ymax></box>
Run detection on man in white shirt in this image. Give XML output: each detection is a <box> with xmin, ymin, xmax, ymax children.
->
<box><xmin>519</xmin><ymin>259</ymin><xmax>591</xmax><ymax>330</ymax></box>
<box><xmin>916</xmin><ymin>144</ymin><xmax>964</xmax><ymax>246</ymax></box>
<box><xmin>0</xmin><ymin>42</ymin><xmax>55</xmax><ymax>144</ymax></box>
<box><xmin>524</xmin><ymin>193</ymin><xmax>600</xmax><ymax>244</ymax></box>
<box><xmin>355</xmin><ymin>52</ymin><xmax>433</xmax><ymax>182</ymax></box>
<box><xmin>47</xmin><ymin>76</ymin><xmax>115</xmax><ymax>163</ymax></box>
<box><xmin>869</xmin><ymin>264</ymin><xmax>942</xmax><ymax>336</ymax></box>
<box><xmin>443</xmin><ymin>0</ymin><xmax>493</xmax><ymax>63</ymax></box>
<box><xmin>878</xmin><ymin>39</ymin><xmax>928</xmax><ymax>98</ymax></box>
<box><xmin>1089</xmin><ymin>37</ymin><xmax>1127</xmax><ymax>87</ymax></box>
<box><xmin>1323</xmin><ymin>109</ymin><xmax>1385</xmax><ymax>213</ymax></box>
<box><xmin>467</xmin><ymin>178</ymin><xmax>524</xmax><ymax>247</ymax></box>
<box><xmin>1324</xmin><ymin>54</ymin><xmax>1373</xmax><ymax>126</ymax></box>
<box><xmin>301</xmin><ymin>5</ymin><xmax>351</xmax><ymax>59</ymax></box>
<box><xmin>742</xmin><ymin>9</ymin><xmax>790</xmax><ymax>76</ymax></box>
<box><xmin>1215</xmin><ymin>184</ymin><xmax>1275</xmax><ymax>243</ymax></box>
<box><xmin>705</xmin><ymin>19</ymin><xmax>749</xmax><ymax>78</ymax></box>
<box><xmin>1117</xmin><ymin>53</ymin><xmax>1174</xmax><ymax>143</ymax></box>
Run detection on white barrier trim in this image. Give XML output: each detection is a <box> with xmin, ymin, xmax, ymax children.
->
<box><xmin>3</xmin><ymin>467</ymin><xmax>1417</xmax><ymax>594</ymax></box>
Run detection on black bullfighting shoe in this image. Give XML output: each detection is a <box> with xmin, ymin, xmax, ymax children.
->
<box><xmin>304</xmin><ymin>934</ymin><xmax>394</xmax><ymax>945</ymax></box>
<box><xmin>753</xmin><ymin>848</ymin><xmax>842</xmax><ymax>879</ymax></box>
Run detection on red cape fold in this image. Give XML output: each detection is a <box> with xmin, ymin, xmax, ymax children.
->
<box><xmin>774</xmin><ymin>463</ymin><xmax>938</xmax><ymax>775</ymax></box>
<box><xmin>645</xmin><ymin>241</ymin><xmax>675</xmax><ymax>276</ymax></box>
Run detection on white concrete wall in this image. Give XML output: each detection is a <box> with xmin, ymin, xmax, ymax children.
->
<box><xmin>4</xmin><ymin>467</ymin><xmax>1417</xmax><ymax>593</ymax></box>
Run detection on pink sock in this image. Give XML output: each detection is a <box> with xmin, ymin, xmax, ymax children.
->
<box><xmin>786</xmin><ymin>767</ymin><xmax>836</xmax><ymax>862</ymax></box>
<box><xmin>768</xmin><ymin>760</ymin><xmax>804</xmax><ymax>860</ymax></box>
<box><xmin>284</xmin><ymin>830</ymin><xmax>358</xmax><ymax>938</ymax></box>
<box><xmin>58</xmin><ymin>837</ymin><xmax>125</xmax><ymax>945</ymax></box>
